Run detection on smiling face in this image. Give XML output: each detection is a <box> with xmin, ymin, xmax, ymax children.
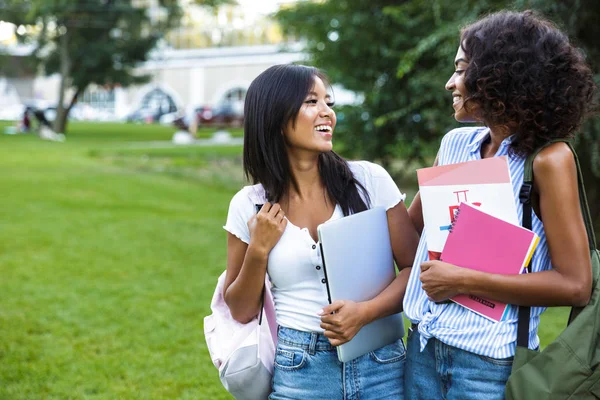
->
<box><xmin>284</xmin><ymin>76</ymin><xmax>336</xmax><ymax>155</ymax></box>
<box><xmin>445</xmin><ymin>45</ymin><xmax>479</xmax><ymax>123</ymax></box>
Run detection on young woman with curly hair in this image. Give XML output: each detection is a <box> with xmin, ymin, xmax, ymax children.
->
<box><xmin>403</xmin><ymin>10</ymin><xmax>597</xmax><ymax>399</ymax></box>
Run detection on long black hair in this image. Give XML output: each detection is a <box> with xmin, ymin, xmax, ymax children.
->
<box><xmin>243</xmin><ymin>64</ymin><xmax>370</xmax><ymax>216</ymax></box>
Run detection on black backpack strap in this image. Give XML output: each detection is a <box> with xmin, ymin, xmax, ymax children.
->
<box><xmin>517</xmin><ymin>139</ymin><xmax>597</xmax><ymax>347</ymax></box>
<box><xmin>517</xmin><ymin>176</ymin><xmax>533</xmax><ymax>348</ymax></box>
<box><xmin>258</xmin><ymin>285</ymin><xmax>266</xmax><ymax>325</ymax></box>
<box><xmin>254</xmin><ymin>203</ymin><xmax>268</xmax><ymax>326</ymax></box>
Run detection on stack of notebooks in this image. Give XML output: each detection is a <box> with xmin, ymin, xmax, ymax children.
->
<box><xmin>418</xmin><ymin>157</ymin><xmax>539</xmax><ymax>322</ymax></box>
<box><xmin>440</xmin><ymin>202</ymin><xmax>539</xmax><ymax>322</ymax></box>
<box><xmin>417</xmin><ymin>156</ymin><xmax>518</xmax><ymax>261</ymax></box>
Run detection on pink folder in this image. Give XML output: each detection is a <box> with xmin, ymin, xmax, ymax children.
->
<box><xmin>440</xmin><ymin>203</ymin><xmax>539</xmax><ymax>322</ymax></box>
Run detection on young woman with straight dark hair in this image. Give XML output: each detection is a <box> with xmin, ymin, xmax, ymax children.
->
<box><xmin>223</xmin><ymin>64</ymin><xmax>419</xmax><ymax>399</ymax></box>
<box><xmin>403</xmin><ymin>10</ymin><xmax>597</xmax><ymax>399</ymax></box>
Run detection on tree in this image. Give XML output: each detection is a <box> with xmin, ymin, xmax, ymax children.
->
<box><xmin>276</xmin><ymin>0</ymin><xmax>600</xmax><ymax>243</ymax></box>
<box><xmin>0</xmin><ymin>0</ymin><xmax>229</xmax><ymax>134</ymax></box>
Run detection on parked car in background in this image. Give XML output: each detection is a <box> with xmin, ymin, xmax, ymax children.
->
<box><xmin>126</xmin><ymin>104</ymin><xmax>179</xmax><ymax>124</ymax></box>
<box><xmin>171</xmin><ymin>100</ymin><xmax>244</xmax><ymax>134</ymax></box>
<box><xmin>210</xmin><ymin>101</ymin><xmax>243</xmax><ymax>127</ymax></box>
<box><xmin>195</xmin><ymin>105</ymin><xmax>214</xmax><ymax>124</ymax></box>
<box><xmin>126</xmin><ymin>88</ymin><xmax>180</xmax><ymax>124</ymax></box>
<box><xmin>191</xmin><ymin>100</ymin><xmax>243</xmax><ymax>128</ymax></box>
<box><xmin>169</xmin><ymin>87</ymin><xmax>246</xmax><ymax>132</ymax></box>
<box><xmin>193</xmin><ymin>87</ymin><xmax>246</xmax><ymax>128</ymax></box>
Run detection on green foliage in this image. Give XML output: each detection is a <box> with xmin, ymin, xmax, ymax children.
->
<box><xmin>193</xmin><ymin>0</ymin><xmax>236</xmax><ymax>7</ymax></box>
<box><xmin>1</xmin><ymin>0</ymin><xmax>184</xmax><ymax>133</ymax></box>
<box><xmin>278</xmin><ymin>1</ymin><xmax>486</xmax><ymax>166</ymax></box>
<box><xmin>0</xmin><ymin>0</ymin><xmax>230</xmax><ymax>133</ymax></box>
<box><xmin>1</xmin><ymin>0</ymin><xmax>182</xmax><ymax>86</ymax></box>
<box><xmin>276</xmin><ymin>0</ymin><xmax>600</xmax><ymax>242</ymax></box>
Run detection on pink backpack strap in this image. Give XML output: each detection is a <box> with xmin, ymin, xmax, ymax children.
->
<box><xmin>246</xmin><ymin>184</ymin><xmax>267</xmax><ymax>207</ymax></box>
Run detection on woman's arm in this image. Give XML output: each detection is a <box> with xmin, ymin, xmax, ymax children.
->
<box><xmin>224</xmin><ymin>203</ymin><xmax>287</xmax><ymax>323</ymax></box>
<box><xmin>420</xmin><ymin>143</ymin><xmax>593</xmax><ymax>306</ymax></box>
<box><xmin>320</xmin><ymin>201</ymin><xmax>419</xmax><ymax>345</ymax></box>
<box><xmin>362</xmin><ymin>200</ymin><xmax>419</xmax><ymax>317</ymax></box>
<box><xmin>408</xmin><ymin>192</ymin><xmax>424</xmax><ymax>235</ymax></box>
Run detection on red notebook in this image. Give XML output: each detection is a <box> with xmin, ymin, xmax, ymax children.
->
<box><xmin>440</xmin><ymin>202</ymin><xmax>540</xmax><ymax>322</ymax></box>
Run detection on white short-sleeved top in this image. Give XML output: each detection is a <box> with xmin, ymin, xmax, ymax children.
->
<box><xmin>224</xmin><ymin>161</ymin><xmax>405</xmax><ymax>332</ymax></box>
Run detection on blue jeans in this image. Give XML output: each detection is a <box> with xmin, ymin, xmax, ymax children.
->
<box><xmin>269</xmin><ymin>326</ymin><xmax>405</xmax><ymax>400</ymax></box>
<box><xmin>405</xmin><ymin>326</ymin><xmax>513</xmax><ymax>400</ymax></box>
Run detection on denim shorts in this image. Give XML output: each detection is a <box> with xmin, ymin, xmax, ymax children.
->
<box><xmin>269</xmin><ymin>326</ymin><xmax>406</xmax><ymax>400</ymax></box>
<box><xmin>405</xmin><ymin>325</ymin><xmax>513</xmax><ymax>400</ymax></box>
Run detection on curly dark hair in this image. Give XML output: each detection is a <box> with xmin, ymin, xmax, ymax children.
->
<box><xmin>460</xmin><ymin>10</ymin><xmax>597</xmax><ymax>156</ymax></box>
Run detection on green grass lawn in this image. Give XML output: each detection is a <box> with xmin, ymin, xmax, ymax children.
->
<box><xmin>0</xmin><ymin>121</ymin><xmax>569</xmax><ymax>399</ymax></box>
<box><xmin>50</xmin><ymin>121</ymin><xmax>243</xmax><ymax>143</ymax></box>
<box><xmin>0</xmin><ymin>121</ymin><xmax>238</xmax><ymax>399</ymax></box>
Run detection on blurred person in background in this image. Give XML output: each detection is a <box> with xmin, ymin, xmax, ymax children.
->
<box><xmin>21</xmin><ymin>108</ymin><xmax>31</xmax><ymax>133</ymax></box>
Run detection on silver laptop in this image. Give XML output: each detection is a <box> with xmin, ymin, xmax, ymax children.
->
<box><xmin>317</xmin><ymin>206</ymin><xmax>405</xmax><ymax>363</ymax></box>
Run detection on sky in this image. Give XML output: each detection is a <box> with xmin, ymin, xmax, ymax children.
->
<box><xmin>0</xmin><ymin>21</ymin><xmax>14</xmax><ymax>43</ymax></box>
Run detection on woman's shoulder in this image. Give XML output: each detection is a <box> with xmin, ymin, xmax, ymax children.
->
<box><xmin>347</xmin><ymin>160</ymin><xmax>405</xmax><ymax>207</ymax></box>
<box><xmin>442</xmin><ymin>126</ymin><xmax>487</xmax><ymax>143</ymax></box>
<box><xmin>438</xmin><ymin>126</ymin><xmax>489</xmax><ymax>161</ymax></box>
<box><xmin>229</xmin><ymin>183</ymin><xmax>266</xmax><ymax>210</ymax></box>
<box><xmin>225</xmin><ymin>184</ymin><xmax>265</xmax><ymax>244</ymax></box>
<box><xmin>532</xmin><ymin>142</ymin><xmax>575</xmax><ymax>177</ymax></box>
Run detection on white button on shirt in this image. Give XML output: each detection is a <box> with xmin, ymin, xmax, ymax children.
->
<box><xmin>224</xmin><ymin>161</ymin><xmax>405</xmax><ymax>332</ymax></box>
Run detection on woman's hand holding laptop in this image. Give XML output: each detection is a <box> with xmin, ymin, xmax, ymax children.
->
<box><xmin>318</xmin><ymin>300</ymin><xmax>373</xmax><ymax>346</ymax></box>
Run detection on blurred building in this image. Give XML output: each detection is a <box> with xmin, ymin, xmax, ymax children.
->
<box><xmin>0</xmin><ymin>0</ymin><xmax>305</xmax><ymax>122</ymax></box>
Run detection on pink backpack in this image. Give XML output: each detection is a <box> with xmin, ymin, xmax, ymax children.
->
<box><xmin>204</xmin><ymin>271</ymin><xmax>277</xmax><ymax>399</ymax></box>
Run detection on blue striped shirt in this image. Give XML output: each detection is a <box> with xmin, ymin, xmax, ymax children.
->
<box><xmin>403</xmin><ymin>126</ymin><xmax>552</xmax><ymax>359</ymax></box>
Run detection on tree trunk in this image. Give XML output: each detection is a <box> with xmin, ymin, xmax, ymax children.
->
<box><xmin>54</xmin><ymin>26</ymin><xmax>71</xmax><ymax>134</ymax></box>
<box><xmin>60</xmin><ymin>86</ymin><xmax>83</xmax><ymax>135</ymax></box>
